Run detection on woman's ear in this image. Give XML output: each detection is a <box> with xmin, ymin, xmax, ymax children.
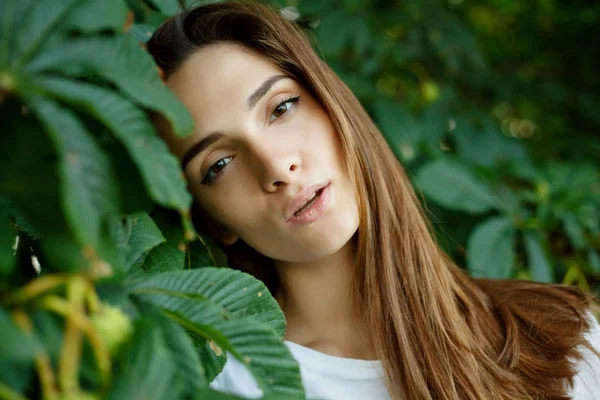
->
<box><xmin>220</xmin><ymin>230</ymin><xmax>239</xmax><ymax>246</ymax></box>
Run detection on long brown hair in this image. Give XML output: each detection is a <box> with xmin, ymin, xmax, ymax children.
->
<box><xmin>147</xmin><ymin>2</ymin><xmax>600</xmax><ymax>398</ymax></box>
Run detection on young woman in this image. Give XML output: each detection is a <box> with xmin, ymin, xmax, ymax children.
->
<box><xmin>147</xmin><ymin>1</ymin><xmax>600</xmax><ymax>399</ymax></box>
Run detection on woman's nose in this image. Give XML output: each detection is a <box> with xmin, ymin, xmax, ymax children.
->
<box><xmin>249</xmin><ymin>137</ymin><xmax>301</xmax><ymax>192</ymax></box>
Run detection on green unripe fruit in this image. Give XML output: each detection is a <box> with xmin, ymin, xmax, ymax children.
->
<box><xmin>91</xmin><ymin>304</ymin><xmax>133</xmax><ymax>355</ymax></box>
<box><xmin>535</xmin><ymin>181</ymin><xmax>550</xmax><ymax>201</ymax></box>
<box><xmin>421</xmin><ymin>81</ymin><xmax>440</xmax><ymax>103</ymax></box>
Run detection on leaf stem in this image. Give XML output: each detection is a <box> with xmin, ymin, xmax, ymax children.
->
<box><xmin>11</xmin><ymin>310</ymin><xmax>58</xmax><ymax>400</ymax></box>
<box><xmin>40</xmin><ymin>294</ymin><xmax>111</xmax><ymax>389</ymax></box>
<box><xmin>57</xmin><ymin>276</ymin><xmax>86</xmax><ymax>395</ymax></box>
<box><xmin>85</xmin><ymin>281</ymin><xmax>101</xmax><ymax>314</ymax></box>
<box><xmin>3</xmin><ymin>274</ymin><xmax>69</xmax><ymax>305</ymax></box>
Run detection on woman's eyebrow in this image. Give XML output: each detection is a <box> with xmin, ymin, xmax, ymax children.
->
<box><xmin>247</xmin><ymin>74</ymin><xmax>288</xmax><ymax>110</ymax></box>
<box><xmin>181</xmin><ymin>74</ymin><xmax>289</xmax><ymax>170</ymax></box>
<box><xmin>181</xmin><ymin>131</ymin><xmax>225</xmax><ymax>170</ymax></box>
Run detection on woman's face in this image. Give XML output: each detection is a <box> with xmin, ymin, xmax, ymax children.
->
<box><xmin>165</xmin><ymin>42</ymin><xmax>359</xmax><ymax>263</ymax></box>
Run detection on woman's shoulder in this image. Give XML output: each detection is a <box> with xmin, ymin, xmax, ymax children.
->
<box><xmin>570</xmin><ymin>310</ymin><xmax>600</xmax><ymax>398</ymax></box>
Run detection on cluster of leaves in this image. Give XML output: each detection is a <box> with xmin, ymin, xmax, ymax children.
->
<box><xmin>1</xmin><ymin>0</ymin><xmax>307</xmax><ymax>399</ymax></box>
<box><xmin>272</xmin><ymin>0</ymin><xmax>600</xmax><ymax>290</ymax></box>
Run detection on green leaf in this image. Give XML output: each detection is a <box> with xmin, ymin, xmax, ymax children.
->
<box><xmin>64</xmin><ymin>0</ymin><xmax>129</xmax><ymax>34</ymax></box>
<box><xmin>108</xmin><ymin>317</ymin><xmax>183</xmax><ymax>400</ymax></box>
<box><xmin>374</xmin><ymin>100</ymin><xmax>420</xmax><ymax>163</ymax></box>
<box><xmin>24</xmin><ymin>95</ymin><xmax>121</xmax><ymax>267</ymax></box>
<box><xmin>523</xmin><ymin>230</ymin><xmax>553</xmax><ymax>283</ymax></box>
<box><xmin>1</xmin><ymin>100</ymin><xmax>91</xmax><ymax>272</ymax></box>
<box><xmin>316</xmin><ymin>11</ymin><xmax>350</xmax><ymax>56</ymax></box>
<box><xmin>193</xmin><ymin>388</ymin><xmax>246</xmax><ymax>400</ymax></box>
<box><xmin>0</xmin><ymin>0</ymin><xmax>20</xmax><ymax>67</ymax></box>
<box><xmin>0</xmin><ymin>308</ymin><xmax>42</xmax><ymax>362</ymax></box>
<box><xmin>145</xmin><ymin>0</ymin><xmax>180</xmax><ymax>16</ymax></box>
<box><xmin>30</xmin><ymin>310</ymin><xmax>64</xmax><ymax>361</ymax></box>
<box><xmin>135</xmin><ymin>293</ymin><xmax>304</xmax><ymax>398</ymax></box>
<box><xmin>351</xmin><ymin>16</ymin><xmax>370</xmax><ymax>56</ymax></box>
<box><xmin>12</xmin><ymin>0</ymin><xmax>80</xmax><ymax>70</ymax></box>
<box><xmin>154</xmin><ymin>311</ymin><xmax>208</xmax><ymax>393</ymax></box>
<box><xmin>420</xmin><ymin>102</ymin><xmax>448</xmax><ymax>154</ymax></box>
<box><xmin>128</xmin><ymin>23</ymin><xmax>156</xmax><ymax>43</ymax></box>
<box><xmin>31</xmin><ymin>76</ymin><xmax>191</xmax><ymax>212</ymax></box>
<box><xmin>141</xmin><ymin>212</ymin><xmax>187</xmax><ymax>273</ymax></box>
<box><xmin>562</xmin><ymin>213</ymin><xmax>586</xmax><ymax>250</ymax></box>
<box><xmin>451</xmin><ymin>117</ymin><xmax>527</xmax><ymax>168</ymax></box>
<box><xmin>197</xmin><ymin>340</ymin><xmax>227</xmax><ymax>383</ymax></box>
<box><xmin>188</xmin><ymin>235</ymin><xmax>227</xmax><ymax>269</ymax></box>
<box><xmin>467</xmin><ymin>216</ymin><xmax>515</xmax><ymax>279</ymax></box>
<box><xmin>129</xmin><ymin>267</ymin><xmax>286</xmax><ymax>338</ymax></box>
<box><xmin>588</xmin><ymin>250</ymin><xmax>600</xmax><ymax>274</ymax></box>
<box><xmin>415</xmin><ymin>159</ymin><xmax>501</xmax><ymax>214</ymax></box>
<box><xmin>0</xmin><ymin>197</ymin><xmax>16</xmax><ymax>277</ymax></box>
<box><xmin>26</xmin><ymin>35</ymin><xmax>194</xmax><ymax>137</ymax></box>
<box><xmin>578</xmin><ymin>203</ymin><xmax>599</xmax><ymax>236</ymax></box>
<box><xmin>0</xmin><ymin>359</ymin><xmax>32</xmax><ymax>395</ymax></box>
<box><xmin>193</xmin><ymin>388</ymin><xmax>308</xmax><ymax>400</ymax></box>
<box><xmin>126</xmin><ymin>213</ymin><xmax>165</xmax><ymax>269</ymax></box>
<box><xmin>8</xmin><ymin>204</ymin><xmax>39</xmax><ymax>240</ymax></box>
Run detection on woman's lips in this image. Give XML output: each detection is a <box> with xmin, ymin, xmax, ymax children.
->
<box><xmin>286</xmin><ymin>182</ymin><xmax>332</xmax><ymax>224</ymax></box>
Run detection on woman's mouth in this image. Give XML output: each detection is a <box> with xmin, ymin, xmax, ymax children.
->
<box><xmin>287</xmin><ymin>183</ymin><xmax>332</xmax><ymax>224</ymax></box>
<box><xmin>294</xmin><ymin>188</ymin><xmax>324</xmax><ymax>216</ymax></box>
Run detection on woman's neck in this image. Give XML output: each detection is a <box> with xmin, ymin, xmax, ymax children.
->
<box><xmin>273</xmin><ymin>235</ymin><xmax>375</xmax><ymax>359</ymax></box>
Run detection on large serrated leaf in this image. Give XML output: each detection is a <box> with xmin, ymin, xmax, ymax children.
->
<box><xmin>24</xmin><ymin>95</ymin><xmax>120</xmax><ymax>266</ymax></box>
<box><xmin>108</xmin><ymin>317</ymin><xmax>183</xmax><ymax>400</ymax></box>
<box><xmin>64</xmin><ymin>0</ymin><xmax>129</xmax><ymax>34</ymax></box>
<box><xmin>415</xmin><ymin>158</ymin><xmax>501</xmax><ymax>214</ymax></box>
<box><xmin>1</xmin><ymin>100</ymin><xmax>92</xmax><ymax>272</ymax></box>
<box><xmin>125</xmin><ymin>213</ymin><xmax>165</xmax><ymax>268</ymax></box>
<box><xmin>26</xmin><ymin>35</ymin><xmax>194</xmax><ymax>137</ymax></box>
<box><xmin>188</xmin><ymin>235</ymin><xmax>227</xmax><ymax>269</ymax></box>
<box><xmin>31</xmin><ymin>76</ymin><xmax>191</xmax><ymax>212</ymax></box>
<box><xmin>134</xmin><ymin>292</ymin><xmax>304</xmax><ymax>398</ymax></box>
<box><xmin>197</xmin><ymin>339</ymin><xmax>227</xmax><ymax>383</ymax></box>
<box><xmin>129</xmin><ymin>267</ymin><xmax>286</xmax><ymax>338</ymax></box>
<box><xmin>154</xmin><ymin>311</ymin><xmax>208</xmax><ymax>393</ymax></box>
<box><xmin>12</xmin><ymin>0</ymin><xmax>80</xmax><ymax>70</ymax></box>
<box><xmin>467</xmin><ymin>216</ymin><xmax>515</xmax><ymax>279</ymax></box>
<box><xmin>141</xmin><ymin>212</ymin><xmax>188</xmax><ymax>273</ymax></box>
<box><xmin>145</xmin><ymin>0</ymin><xmax>180</xmax><ymax>16</ymax></box>
<box><xmin>127</xmin><ymin>23</ymin><xmax>156</xmax><ymax>43</ymax></box>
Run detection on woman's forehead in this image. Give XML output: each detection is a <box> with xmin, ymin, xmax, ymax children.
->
<box><xmin>166</xmin><ymin>43</ymin><xmax>282</xmax><ymax>100</ymax></box>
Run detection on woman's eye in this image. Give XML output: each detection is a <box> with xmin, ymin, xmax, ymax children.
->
<box><xmin>201</xmin><ymin>156</ymin><xmax>232</xmax><ymax>185</ymax></box>
<box><xmin>269</xmin><ymin>96</ymin><xmax>300</xmax><ymax>122</ymax></box>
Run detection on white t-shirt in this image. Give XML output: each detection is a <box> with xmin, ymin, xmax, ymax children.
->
<box><xmin>209</xmin><ymin>314</ymin><xmax>600</xmax><ymax>399</ymax></box>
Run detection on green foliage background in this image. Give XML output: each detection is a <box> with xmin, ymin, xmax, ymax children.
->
<box><xmin>1</xmin><ymin>0</ymin><xmax>599</xmax><ymax>399</ymax></box>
